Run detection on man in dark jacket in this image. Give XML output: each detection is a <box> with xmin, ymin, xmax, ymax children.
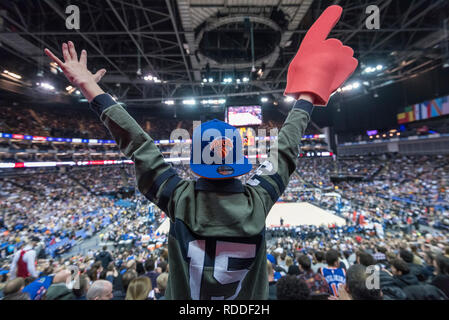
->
<box><xmin>379</xmin><ymin>269</ymin><xmax>407</xmax><ymax>300</ymax></box>
<box><xmin>400</xmin><ymin>249</ymin><xmax>427</xmax><ymax>282</ymax></box>
<box><xmin>391</xmin><ymin>258</ymin><xmax>420</xmax><ymax>289</ymax></box>
<box><xmin>95</xmin><ymin>246</ymin><xmax>113</xmax><ymax>269</ymax></box>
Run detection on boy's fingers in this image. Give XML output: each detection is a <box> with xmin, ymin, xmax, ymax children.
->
<box><xmin>80</xmin><ymin>50</ymin><xmax>87</xmax><ymax>66</ymax></box>
<box><xmin>68</xmin><ymin>41</ymin><xmax>78</xmax><ymax>61</ymax></box>
<box><xmin>44</xmin><ymin>49</ymin><xmax>65</xmax><ymax>69</ymax></box>
<box><xmin>94</xmin><ymin>69</ymin><xmax>107</xmax><ymax>82</ymax></box>
<box><xmin>62</xmin><ymin>43</ymin><xmax>71</xmax><ymax>62</ymax></box>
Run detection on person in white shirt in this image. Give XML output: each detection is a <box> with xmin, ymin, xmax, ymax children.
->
<box><xmin>9</xmin><ymin>237</ymin><xmax>39</xmax><ymax>279</ymax></box>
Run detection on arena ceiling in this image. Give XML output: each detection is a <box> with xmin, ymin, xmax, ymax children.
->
<box><xmin>0</xmin><ymin>0</ymin><xmax>448</xmax><ymax>111</ymax></box>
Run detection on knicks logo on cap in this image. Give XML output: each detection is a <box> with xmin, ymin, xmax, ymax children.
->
<box><xmin>209</xmin><ymin>137</ymin><xmax>233</xmax><ymax>159</ymax></box>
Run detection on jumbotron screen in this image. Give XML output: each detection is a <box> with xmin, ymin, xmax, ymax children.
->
<box><xmin>226</xmin><ymin>106</ymin><xmax>263</xmax><ymax>127</ymax></box>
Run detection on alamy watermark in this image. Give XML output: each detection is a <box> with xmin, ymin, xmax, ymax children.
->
<box><xmin>365</xmin><ymin>265</ymin><xmax>380</xmax><ymax>290</ymax></box>
<box><xmin>365</xmin><ymin>5</ymin><xmax>380</xmax><ymax>30</ymax></box>
<box><xmin>65</xmin><ymin>5</ymin><xmax>80</xmax><ymax>30</ymax></box>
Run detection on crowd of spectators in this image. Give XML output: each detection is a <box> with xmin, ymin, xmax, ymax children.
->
<box><xmin>265</xmin><ymin>230</ymin><xmax>449</xmax><ymax>300</ymax></box>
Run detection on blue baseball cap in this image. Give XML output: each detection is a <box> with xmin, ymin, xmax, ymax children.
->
<box><xmin>190</xmin><ymin>119</ymin><xmax>252</xmax><ymax>179</ymax></box>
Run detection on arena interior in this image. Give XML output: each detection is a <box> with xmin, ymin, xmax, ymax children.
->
<box><xmin>0</xmin><ymin>0</ymin><xmax>449</xmax><ymax>305</ymax></box>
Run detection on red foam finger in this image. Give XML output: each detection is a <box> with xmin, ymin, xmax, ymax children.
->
<box><xmin>303</xmin><ymin>5</ymin><xmax>343</xmax><ymax>43</ymax></box>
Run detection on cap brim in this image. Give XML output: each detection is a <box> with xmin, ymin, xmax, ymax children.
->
<box><xmin>190</xmin><ymin>156</ymin><xmax>252</xmax><ymax>179</ymax></box>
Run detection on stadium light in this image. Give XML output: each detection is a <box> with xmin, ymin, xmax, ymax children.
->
<box><xmin>76</xmin><ymin>90</ymin><xmax>81</xmax><ymax>95</ymax></box>
<box><xmin>236</xmin><ymin>79</ymin><xmax>241</xmax><ymax>83</ymax></box>
<box><xmin>376</xmin><ymin>65</ymin><xmax>383</xmax><ymax>71</ymax></box>
<box><xmin>208</xmin><ymin>78</ymin><xmax>214</xmax><ymax>83</ymax></box>
<box><xmin>242</xmin><ymin>77</ymin><xmax>249</xmax><ymax>82</ymax></box>
<box><xmin>144</xmin><ymin>75</ymin><xmax>153</xmax><ymax>81</ymax></box>
<box><xmin>3</xmin><ymin>70</ymin><xmax>22</xmax><ymax>80</ymax></box>
<box><xmin>183</xmin><ymin>99</ymin><xmax>196</xmax><ymax>105</ymax></box>
<box><xmin>284</xmin><ymin>96</ymin><xmax>295</xmax><ymax>103</ymax></box>
<box><xmin>39</xmin><ymin>82</ymin><xmax>55</xmax><ymax>91</ymax></box>
<box><xmin>200</xmin><ymin>99</ymin><xmax>226</xmax><ymax>105</ymax></box>
<box><xmin>163</xmin><ymin>100</ymin><xmax>175</xmax><ymax>105</ymax></box>
<box><xmin>223</xmin><ymin>77</ymin><xmax>233</xmax><ymax>83</ymax></box>
<box><xmin>203</xmin><ymin>78</ymin><xmax>207</xmax><ymax>83</ymax></box>
<box><xmin>352</xmin><ymin>82</ymin><xmax>361</xmax><ymax>89</ymax></box>
<box><xmin>261</xmin><ymin>97</ymin><xmax>268</xmax><ymax>103</ymax></box>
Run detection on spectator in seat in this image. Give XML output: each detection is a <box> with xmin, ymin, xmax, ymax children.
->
<box><xmin>338</xmin><ymin>264</ymin><xmax>382</xmax><ymax>300</ymax></box>
<box><xmin>95</xmin><ymin>246</ymin><xmax>113</xmax><ymax>269</ymax></box>
<box><xmin>73</xmin><ymin>274</ymin><xmax>90</xmax><ymax>300</ymax></box>
<box><xmin>390</xmin><ymin>258</ymin><xmax>419</xmax><ymax>289</ymax></box>
<box><xmin>298</xmin><ymin>254</ymin><xmax>330</xmax><ymax>296</ymax></box>
<box><xmin>126</xmin><ymin>276</ymin><xmax>153</xmax><ymax>300</ymax></box>
<box><xmin>144</xmin><ymin>258</ymin><xmax>159</xmax><ymax>289</ymax></box>
<box><xmin>155</xmin><ymin>273</ymin><xmax>168</xmax><ymax>300</ymax></box>
<box><xmin>357</xmin><ymin>251</ymin><xmax>376</xmax><ymax>267</ymax></box>
<box><xmin>267</xmin><ymin>260</ymin><xmax>277</xmax><ymax>300</ymax></box>
<box><xmin>321</xmin><ymin>249</ymin><xmax>346</xmax><ymax>297</ymax></box>
<box><xmin>400</xmin><ymin>249</ymin><xmax>427</xmax><ymax>282</ymax></box>
<box><xmin>45</xmin><ymin>269</ymin><xmax>76</xmax><ymax>300</ymax></box>
<box><xmin>276</xmin><ymin>275</ymin><xmax>310</xmax><ymax>300</ymax></box>
<box><xmin>431</xmin><ymin>254</ymin><xmax>449</xmax><ymax>298</ymax></box>
<box><xmin>312</xmin><ymin>251</ymin><xmax>326</xmax><ymax>274</ymax></box>
<box><xmin>86</xmin><ymin>280</ymin><xmax>114</xmax><ymax>300</ymax></box>
<box><xmin>113</xmin><ymin>269</ymin><xmax>137</xmax><ymax>300</ymax></box>
<box><xmin>2</xmin><ymin>278</ymin><xmax>30</xmax><ymax>300</ymax></box>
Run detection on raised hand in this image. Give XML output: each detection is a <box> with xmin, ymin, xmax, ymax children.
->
<box><xmin>284</xmin><ymin>5</ymin><xmax>358</xmax><ymax>106</ymax></box>
<box><xmin>44</xmin><ymin>41</ymin><xmax>106</xmax><ymax>102</ymax></box>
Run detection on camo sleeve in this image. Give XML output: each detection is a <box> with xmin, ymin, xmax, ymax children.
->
<box><xmin>245</xmin><ymin>99</ymin><xmax>314</xmax><ymax>217</ymax></box>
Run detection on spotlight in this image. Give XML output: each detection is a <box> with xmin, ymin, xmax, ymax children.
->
<box><xmin>164</xmin><ymin>100</ymin><xmax>175</xmax><ymax>105</ymax></box>
<box><xmin>144</xmin><ymin>75</ymin><xmax>153</xmax><ymax>81</ymax></box>
<box><xmin>376</xmin><ymin>65</ymin><xmax>383</xmax><ymax>71</ymax></box>
<box><xmin>284</xmin><ymin>96</ymin><xmax>295</xmax><ymax>103</ymax></box>
<box><xmin>236</xmin><ymin>79</ymin><xmax>241</xmax><ymax>83</ymax></box>
<box><xmin>261</xmin><ymin>97</ymin><xmax>268</xmax><ymax>103</ymax></box>
<box><xmin>203</xmin><ymin>78</ymin><xmax>207</xmax><ymax>83</ymax></box>
<box><xmin>208</xmin><ymin>78</ymin><xmax>214</xmax><ymax>83</ymax></box>
<box><xmin>39</xmin><ymin>83</ymin><xmax>55</xmax><ymax>91</ymax></box>
<box><xmin>223</xmin><ymin>77</ymin><xmax>233</xmax><ymax>83</ymax></box>
<box><xmin>242</xmin><ymin>77</ymin><xmax>249</xmax><ymax>82</ymax></box>
<box><xmin>2</xmin><ymin>70</ymin><xmax>22</xmax><ymax>80</ymax></box>
<box><xmin>352</xmin><ymin>82</ymin><xmax>360</xmax><ymax>89</ymax></box>
<box><xmin>182</xmin><ymin>99</ymin><xmax>196</xmax><ymax>105</ymax></box>
<box><xmin>66</xmin><ymin>86</ymin><xmax>76</xmax><ymax>94</ymax></box>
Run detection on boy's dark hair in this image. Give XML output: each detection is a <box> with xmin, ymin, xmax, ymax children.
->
<box><xmin>399</xmin><ymin>249</ymin><xmax>414</xmax><ymax>263</ymax></box>
<box><xmin>325</xmin><ymin>249</ymin><xmax>339</xmax><ymax>267</ymax></box>
<box><xmin>346</xmin><ymin>264</ymin><xmax>382</xmax><ymax>300</ymax></box>
<box><xmin>358</xmin><ymin>251</ymin><xmax>376</xmax><ymax>267</ymax></box>
<box><xmin>103</xmin><ymin>245</ymin><xmax>108</xmax><ymax>251</ymax></box>
<box><xmin>276</xmin><ymin>276</ymin><xmax>310</xmax><ymax>300</ymax></box>
<box><xmin>392</xmin><ymin>259</ymin><xmax>409</xmax><ymax>275</ymax></box>
<box><xmin>297</xmin><ymin>255</ymin><xmax>311</xmax><ymax>271</ymax></box>
<box><xmin>144</xmin><ymin>259</ymin><xmax>155</xmax><ymax>272</ymax></box>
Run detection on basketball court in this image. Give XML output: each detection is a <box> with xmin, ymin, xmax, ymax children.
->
<box><xmin>156</xmin><ymin>202</ymin><xmax>346</xmax><ymax>234</ymax></box>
